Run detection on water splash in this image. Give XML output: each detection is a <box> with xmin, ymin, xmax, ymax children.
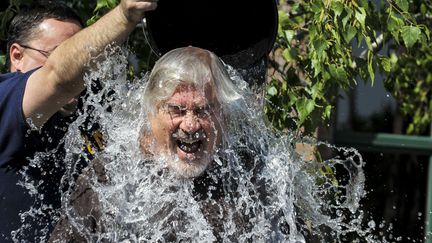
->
<box><xmin>14</xmin><ymin>46</ymin><xmax>390</xmax><ymax>242</ymax></box>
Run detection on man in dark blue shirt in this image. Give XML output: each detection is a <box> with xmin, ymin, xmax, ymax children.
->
<box><xmin>0</xmin><ymin>0</ymin><xmax>158</xmax><ymax>241</ymax></box>
<box><xmin>1</xmin><ymin>3</ymin><xmax>83</xmax><ymax>240</ymax></box>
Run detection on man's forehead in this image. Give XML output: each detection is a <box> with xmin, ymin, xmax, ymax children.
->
<box><xmin>167</xmin><ymin>85</ymin><xmax>216</xmax><ymax>104</ymax></box>
<box><xmin>168</xmin><ymin>83</ymin><xmax>217</xmax><ymax>103</ymax></box>
<box><xmin>32</xmin><ymin>18</ymin><xmax>81</xmax><ymax>47</ymax></box>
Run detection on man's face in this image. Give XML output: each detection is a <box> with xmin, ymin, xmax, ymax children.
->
<box><xmin>149</xmin><ymin>84</ymin><xmax>222</xmax><ymax>178</ymax></box>
<box><xmin>10</xmin><ymin>18</ymin><xmax>82</xmax><ymax>116</ymax></box>
<box><xmin>11</xmin><ymin>18</ymin><xmax>82</xmax><ymax>73</ymax></box>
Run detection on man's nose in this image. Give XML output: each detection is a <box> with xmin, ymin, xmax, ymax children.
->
<box><xmin>179</xmin><ymin>112</ymin><xmax>201</xmax><ymax>134</ymax></box>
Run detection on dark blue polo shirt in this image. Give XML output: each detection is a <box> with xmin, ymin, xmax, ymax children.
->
<box><xmin>0</xmin><ymin>70</ymin><xmax>72</xmax><ymax>241</ymax></box>
<box><xmin>0</xmin><ymin>71</ymin><xmax>32</xmax><ymax>167</ymax></box>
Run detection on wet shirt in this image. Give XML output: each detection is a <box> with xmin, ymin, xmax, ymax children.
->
<box><xmin>0</xmin><ymin>70</ymin><xmax>72</xmax><ymax>242</ymax></box>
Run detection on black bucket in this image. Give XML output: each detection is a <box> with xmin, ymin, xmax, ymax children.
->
<box><xmin>142</xmin><ymin>0</ymin><xmax>278</xmax><ymax>90</ymax></box>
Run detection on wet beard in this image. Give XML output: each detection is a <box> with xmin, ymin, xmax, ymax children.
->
<box><xmin>168</xmin><ymin>155</ymin><xmax>211</xmax><ymax>178</ymax></box>
<box><xmin>168</xmin><ymin>130</ymin><xmax>213</xmax><ymax>178</ymax></box>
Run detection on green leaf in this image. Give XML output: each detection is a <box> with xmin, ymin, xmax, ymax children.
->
<box><xmin>342</xmin><ymin>7</ymin><xmax>353</xmax><ymax>28</ymax></box>
<box><xmin>95</xmin><ymin>0</ymin><xmax>107</xmax><ymax>12</ymax></box>
<box><xmin>343</xmin><ymin>25</ymin><xmax>357</xmax><ymax>43</ymax></box>
<box><xmin>107</xmin><ymin>0</ymin><xmax>118</xmax><ymax>8</ymax></box>
<box><xmin>86</xmin><ymin>15</ymin><xmax>99</xmax><ymax>26</ymax></box>
<box><xmin>267</xmin><ymin>86</ymin><xmax>278</xmax><ymax>96</ymax></box>
<box><xmin>331</xmin><ymin>2</ymin><xmax>344</xmax><ymax>17</ymax></box>
<box><xmin>278</xmin><ymin>11</ymin><xmax>290</xmax><ymax>36</ymax></box>
<box><xmin>282</xmin><ymin>48</ymin><xmax>297</xmax><ymax>62</ymax></box>
<box><xmin>387</xmin><ymin>13</ymin><xmax>404</xmax><ymax>34</ymax></box>
<box><xmin>311</xmin><ymin>58</ymin><xmax>322</xmax><ymax>77</ymax></box>
<box><xmin>309</xmin><ymin>25</ymin><xmax>317</xmax><ymax>40</ymax></box>
<box><xmin>288</xmin><ymin>93</ymin><xmax>298</xmax><ymax>106</ymax></box>
<box><xmin>324</xmin><ymin>105</ymin><xmax>333</xmax><ymax>119</ymax></box>
<box><xmin>367</xmin><ymin>50</ymin><xmax>375</xmax><ymax>83</ymax></box>
<box><xmin>296</xmin><ymin>98</ymin><xmax>316</xmax><ymax>125</ymax></box>
<box><xmin>395</xmin><ymin>0</ymin><xmax>409</xmax><ymax>13</ymax></box>
<box><xmin>329</xmin><ymin>64</ymin><xmax>347</xmax><ymax>81</ymax></box>
<box><xmin>420</xmin><ymin>3</ymin><xmax>427</xmax><ymax>15</ymax></box>
<box><xmin>390</xmin><ymin>53</ymin><xmax>398</xmax><ymax>64</ymax></box>
<box><xmin>94</xmin><ymin>0</ymin><xmax>118</xmax><ymax>12</ymax></box>
<box><xmin>365</xmin><ymin>36</ymin><xmax>373</xmax><ymax>50</ymax></box>
<box><xmin>379</xmin><ymin>57</ymin><xmax>391</xmax><ymax>73</ymax></box>
<box><xmin>313</xmin><ymin>37</ymin><xmax>328</xmax><ymax>55</ymax></box>
<box><xmin>355</xmin><ymin>8</ymin><xmax>366</xmax><ymax>30</ymax></box>
<box><xmin>284</xmin><ymin>30</ymin><xmax>295</xmax><ymax>43</ymax></box>
<box><xmin>401</xmin><ymin>26</ymin><xmax>421</xmax><ymax>48</ymax></box>
<box><xmin>310</xmin><ymin>82</ymin><xmax>323</xmax><ymax>100</ymax></box>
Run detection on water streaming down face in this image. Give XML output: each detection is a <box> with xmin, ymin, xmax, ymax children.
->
<box><xmin>15</xmin><ymin>46</ymin><xmax>385</xmax><ymax>242</ymax></box>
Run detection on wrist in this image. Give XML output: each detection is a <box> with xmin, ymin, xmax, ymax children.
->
<box><xmin>117</xmin><ymin>2</ymin><xmax>143</xmax><ymax>26</ymax></box>
<box><xmin>114</xmin><ymin>6</ymin><xmax>138</xmax><ymax>28</ymax></box>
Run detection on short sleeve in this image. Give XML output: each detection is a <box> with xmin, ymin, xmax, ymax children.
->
<box><xmin>0</xmin><ymin>70</ymin><xmax>37</xmax><ymax>167</ymax></box>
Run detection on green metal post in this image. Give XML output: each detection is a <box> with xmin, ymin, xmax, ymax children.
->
<box><xmin>427</xmin><ymin>156</ymin><xmax>432</xmax><ymax>242</ymax></box>
<box><xmin>427</xmin><ymin>117</ymin><xmax>432</xmax><ymax>243</ymax></box>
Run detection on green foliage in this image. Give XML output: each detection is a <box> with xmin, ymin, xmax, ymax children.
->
<box><xmin>2</xmin><ymin>0</ymin><xmax>431</xmax><ymax>135</ymax></box>
<box><xmin>381</xmin><ymin>1</ymin><xmax>432</xmax><ymax>134</ymax></box>
<box><xmin>268</xmin><ymin>0</ymin><xmax>430</xmax><ymax>135</ymax></box>
<box><xmin>86</xmin><ymin>0</ymin><xmax>118</xmax><ymax>25</ymax></box>
<box><xmin>386</xmin><ymin>45</ymin><xmax>432</xmax><ymax>134</ymax></box>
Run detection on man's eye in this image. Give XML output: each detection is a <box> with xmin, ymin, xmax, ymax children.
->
<box><xmin>167</xmin><ymin>105</ymin><xmax>186</xmax><ymax>116</ymax></box>
<box><xmin>194</xmin><ymin>106</ymin><xmax>211</xmax><ymax>117</ymax></box>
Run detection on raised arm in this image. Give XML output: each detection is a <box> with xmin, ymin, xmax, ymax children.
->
<box><xmin>23</xmin><ymin>0</ymin><xmax>157</xmax><ymax>127</ymax></box>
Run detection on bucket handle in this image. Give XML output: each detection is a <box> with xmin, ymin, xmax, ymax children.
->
<box><xmin>141</xmin><ymin>18</ymin><xmax>161</xmax><ymax>57</ymax></box>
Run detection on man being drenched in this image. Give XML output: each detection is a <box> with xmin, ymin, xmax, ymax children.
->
<box><xmin>50</xmin><ymin>46</ymin><xmax>273</xmax><ymax>242</ymax></box>
<box><xmin>50</xmin><ymin>48</ymin><xmax>368</xmax><ymax>243</ymax></box>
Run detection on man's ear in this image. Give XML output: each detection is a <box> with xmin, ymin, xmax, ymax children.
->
<box><xmin>9</xmin><ymin>43</ymin><xmax>24</xmax><ymax>72</ymax></box>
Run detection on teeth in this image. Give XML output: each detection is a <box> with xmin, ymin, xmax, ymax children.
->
<box><xmin>181</xmin><ymin>139</ymin><xmax>198</xmax><ymax>144</ymax></box>
<box><xmin>177</xmin><ymin>140</ymin><xmax>201</xmax><ymax>153</ymax></box>
<box><xmin>172</xmin><ymin>130</ymin><xmax>206</xmax><ymax>141</ymax></box>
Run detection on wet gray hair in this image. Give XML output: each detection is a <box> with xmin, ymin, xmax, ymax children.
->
<box><xmin>143</xmin><ymin>47</ymin><xmax>243</xmax><ymax>112</ymax></box>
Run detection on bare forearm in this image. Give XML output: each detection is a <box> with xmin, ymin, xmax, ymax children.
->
<box><xmin>47</xmin><ymin>6</ymin><xmax>136</xmax><ymax>94</ymax></box>
<box><xmin>23</xmin><ymin>0</ymin><xmax>156</xmax><ymax>127</ymax></box>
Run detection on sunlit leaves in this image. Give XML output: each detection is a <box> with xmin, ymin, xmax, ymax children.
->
<box><xmin>312</xmin><ymin>37</ymin><xmax>328</xmax><ymax>60</ymax></box>
<box><xmin>329</xmin><ymin>64</ymin><xmax>347</xmax><ymax>81</ymax></box>
<box><xmin>87</xmin><ymin>0</ymin><xmax>119</xmax><ymax>25</ymax></box>
<box><xmin>1</xmin><ymin>0</ymin><xmax>430</xmax><ymax>135</ymax></box>
<box><xmin>343</xmin><ymin>26</ymin><xmax>357</xmax><ymax>43</ymax></box>
<box><xmin>355</xmin><ymin>8</ymin><xmax>367</xmax><ymax>30</ymax></box>
<box><xmin>331</xmin><ymin>1</ymin><xmax>344</xmax><ymax>17</ymax></box>
<box><xmin>282</xmin><ymin>48</ymin><xmax>297</xmax><ymax>62</ymax></box>
<box><xmin>400</xmin><ymin>25</ymin><xmax>421</xmax><ymax>48</ymax></box>
<box><xmin>267</xmin><ymin>0</ymin><xmax>430</xmax><ymax>135</ymax></box>
<box><xmin>379</xmin><ymin>57</ymin><xmax>391</xmax><ymax>73</ymax></box>
<box><xmin>296</xmin><ymin>98</ymin><xmax>315</xmax><ymax>126</ymax></box>
<box><xmin>95</xmin><ymin>0</ymin><xmax>117</xmax><ymax>11</ymax></box>
<box><xmin>385</xmin><ymin>44</ymin><xmax>432</xmax><ymax>134</ymax></box>
<box><xmin>367</xmin><ymin>50</ymin><xmax>375</xmax><ymax>83</ymax></box>
<box><xmin>267</xmin><ymin>86</ymin><xmax>278</xmax><ymax>96</ymax></box>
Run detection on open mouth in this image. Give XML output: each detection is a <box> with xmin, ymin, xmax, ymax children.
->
<box><xmin>176</xmin><ymin>139</ymin><xmax>202</xmax><ymax>153</ymax></box>
<box><xmin>173</xmin><ymin>130</ymin><xmax>207</xmax><ymax>155</ymax></box>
